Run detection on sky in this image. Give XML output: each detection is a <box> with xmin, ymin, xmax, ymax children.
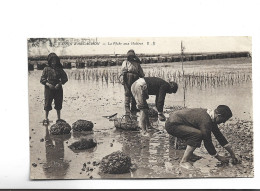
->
<box><xmin>27</xmin><ymin>36</ymin><xmax>252</xmax><ymax>57</ymax></box>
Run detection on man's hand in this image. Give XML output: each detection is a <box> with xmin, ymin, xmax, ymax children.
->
<box><xmin>231</xmin><ymin>155</ymin><xmax>240</xmax><ymax>165</ymax></box>
<box><xmin>215</xmin><ymin>154</ymin><xmax>229</xmax><ymax>164</ymax></box>
<box><xmin>46</xmin><ymin>82</ymin><xmax>55</xmax><ymax>90</ymax></box>
<box><xmin>55</xmin><ymin>83</ymin><xmax>62</xmax><ymax>90</ymax></box>
<box><xmin>224</xmin><ymin>144</ymin><xmax>239</xmax><ymax>164</ymax></box>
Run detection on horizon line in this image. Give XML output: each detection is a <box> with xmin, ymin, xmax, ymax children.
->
<box><xmin>28</xmin><ymin>50</ymin><xmax>250</xmax><ymax>57</ymax></box>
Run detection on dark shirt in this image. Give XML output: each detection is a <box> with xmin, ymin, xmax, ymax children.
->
<box><xmin>144</xmin><ymin>77</ymin><xmax>171</xmax><ymax>95</ymax></box>
<box><xmin>40</xmin><ymin>66</ymin><xmax>68</xmax><ymax>86</ymax></box>
<box><xmin>144</xmin><ymin>77</ymin><xmax>172</xmax><ymax>112</ymax></box>
<box><xmin>168</xmin><ymin>108</ymin><xmax>228</xmax><ymax>155</ymax></box>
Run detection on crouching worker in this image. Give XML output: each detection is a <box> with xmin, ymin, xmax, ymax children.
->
<box><xmin>121</xmin><ymin>49</ymin><xmax>145</xmax><ymax>116</ymax></box>
<box><xmin>131</xmin><ymin>78</ymin><xmax>151</xmax><ymax>136</ymax></box>
<box><xmin>165</xmin><ymin>105</ymin><xmax>239</xmax><ymax>170</ymax></box>
<box><xmin>40</xmin><ymin>53</ymin><xmax>68</xmax><ymax>125</ymax></box>
<box><xmin>144</xmin><ymin>77</ymin><xmax>178</xmax><ymax>121</ymax></box>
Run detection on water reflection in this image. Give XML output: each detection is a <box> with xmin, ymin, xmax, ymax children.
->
<box><xmin>43</xmin><ymin>125</ymin><xmax>70</xmax><ymax>179</ymax></box>
<box><xmin>69</xmin><ymin>131</ymin><xmax>97</xmax><ymax>153</ymax></box>
<box><xmin>120</xmin><ymin>131</ymin><xmax>153</xmax><ymax>178</ymax></box>
<box><xmin>116</xmin><ymin>129</ymin><xmax>164</xmax><ymax>178</ymax></box>
<box><xmin>168</xmin><ymin>135</ymin><xmax>185</xmax><ymax>162</ymax></box>
<box><xmin>29</xmin><ymin>60</ymin><xmax>253</xmax><ymax>179</ymax></box>
<box><xmin>72</xmin><ymin>131</ymin><xmax>94</xmax><ymax>139</ymax></box>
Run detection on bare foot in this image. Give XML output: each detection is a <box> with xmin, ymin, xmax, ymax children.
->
<box><xmin>190</xmin><ymin>154</ymin><xmax>202</xmax><ymax>162</ymax></box>
<box><xmin>180</xmin><ymin>162</ymin><xmax>194</xmax><ymax>170</ymax></box>
<box><xmin>43</xmin><ymin>119</ymin><xmax>49</xmax><ymax>125</ymax></box>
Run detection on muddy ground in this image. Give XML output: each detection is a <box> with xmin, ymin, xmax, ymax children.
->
<box><xmin>29</xmin><ymin>60</ymin><xmax>253</xmax><ymax>179</ymax></box>
<box><xmin>29</xmin><ymin>112</ymin><xmax>253</xmax><ymax>179</ymax></box>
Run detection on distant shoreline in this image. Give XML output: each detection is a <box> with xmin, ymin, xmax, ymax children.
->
<box><xmin>28</xmin><ymin>51</ymin><xmax>251</xmax><ymax>70</ymax></box>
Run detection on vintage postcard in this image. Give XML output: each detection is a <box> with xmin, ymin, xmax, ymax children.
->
<box><xmin>28</xmin><ymin>37</ymin><xmax>253</xmax><ymax>179</ymax></box>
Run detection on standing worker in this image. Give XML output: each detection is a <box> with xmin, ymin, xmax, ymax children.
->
<box><xmin>40</xmin><ymin>53</ymin><xmax>68</xmax><ymax>125</ymax></box>
<box><xmin>121</xmin><ymin>49</ymin><xmax>145</xmax><ymax>116</ymax></box>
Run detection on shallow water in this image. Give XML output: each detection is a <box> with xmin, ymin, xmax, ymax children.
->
<box><xmin>29</xmin><ymin>59</ymin><xmax>253</xmax><ymax>179</ymax></box>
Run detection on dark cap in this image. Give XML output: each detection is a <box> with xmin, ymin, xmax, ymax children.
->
<box><xmin>216</xmin><ymin>105</ymin><xmax>232</xmax><ymax>119</ymax></box>
<box><xmin>169</xmin><ymin>81</ymin><xmax>178</xmax><ymax>93</ymax></box>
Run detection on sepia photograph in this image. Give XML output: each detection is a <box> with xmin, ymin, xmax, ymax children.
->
<box><xmin>28</xmin><ymin>37</ymin><xmax>253</xmax><ymax>179</ymax></box>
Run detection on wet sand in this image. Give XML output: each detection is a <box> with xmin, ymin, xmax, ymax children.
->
<box><xmin>29</xmin><ymin>59</ymin><xmax>253</xmax><ymax>179</ymax></box>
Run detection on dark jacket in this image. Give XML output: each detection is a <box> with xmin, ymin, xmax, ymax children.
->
<box><xmin>168</xmin><ymin>108</ymin><xmax>228</xmax><ymax>155</ymax></box>
<box><xmin>40</xmin><ymin>66</ymin><xmax>68</xmax><ymax>86</ymax></box>
<box><xmin>144</xmin><ymin>77</ymin><xmax>172</xmax><ymax>112</ymax></box>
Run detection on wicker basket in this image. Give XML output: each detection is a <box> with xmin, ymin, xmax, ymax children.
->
<box><xmin>114</xmin><ymin>115</ymin><xmax>139</xmax><ymax>131</ymax></box>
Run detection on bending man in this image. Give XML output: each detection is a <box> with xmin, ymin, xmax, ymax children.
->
<box><xmin>145</xmin><ymin>77</ymin><xmax>178</xmax><ymax>121</ymax></box>
<box><xmin>165</xmin><ymin>105</ymin><xmax>238</xmax><ymax>169</ymax></box>
<box><xmin>131</xmin><ymin>77</ymin><xmax>178</xmax><ymax>136</ymax></box>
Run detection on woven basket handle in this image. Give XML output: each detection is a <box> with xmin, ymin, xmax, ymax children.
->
<box><xmin>119</xmin><ymin>115</ymin><xmax>133</xmax><ymax>129</ymax></box>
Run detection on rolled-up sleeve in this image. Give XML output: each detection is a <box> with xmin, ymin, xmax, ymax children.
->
<box><xmin>40</xmin><ymin>68</ymin><xmax>48</xmax><ymax>85</ymax></box>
